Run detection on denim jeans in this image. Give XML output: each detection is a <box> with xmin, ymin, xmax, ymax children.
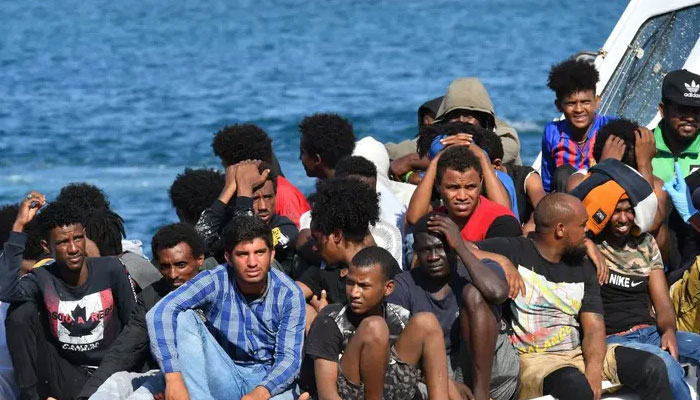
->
<box><xmin>607</xmin><ymin>326</ymin><xmax>700</xmax><ymax>400</ymax></box>
<box><xmin>176</xmin><ymin>310</ymin><xmax>299</xmax><ymax>400</ymax></box>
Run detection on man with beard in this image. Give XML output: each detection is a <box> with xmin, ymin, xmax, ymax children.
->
<box><xmin>475</xmin><ymin>193</ymin><xmax>672</xmax><ymax>400</ymax></box>
<box><xmin>77</xmin><ymin>223</ymin><xmax>206</xmax><ymax>399</ymax></box>
<box><xmin>652</xmin><ymin>69</ymin><xmax>700</xmax><ymax>182</ymax></box>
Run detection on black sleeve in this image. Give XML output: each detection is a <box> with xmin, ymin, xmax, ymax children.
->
<box><xmin>194</xmin><ymin>199</ymin><xmax>230</xmax><ymax>256</ymax></box>
<box><xmin>580</xmin><ymin>260</ymin><xmax>604</xmax><ymax>315</ymax></box>
<box><xmin>0</xmin><ymin>232</ymin><xmax>40</xmax><ymax>302</ymax></box>
<box><xmin>297</xmin><ymin>264</ymin><xmax>321</xmax><ymax>296</ymax></box>
<box><xmin>112</xmin><ymin>262</ymin><xmax>137</xmax><ymax>326</ymax></box>
<box><xmin>77</xmin><ymin>299</ymin><xmax>150</xmax><ymax>399</ymax></box>
<box><xmin>233</xmin><ymin>196</ymin><xmax>255</xmax><ymax>217</ymax></box>
<box><xmin>305</xmin><ymin>314</ymin><xmax>344</xmax><ymax>362</ymax></box>
<box><xmin>485</xmin><ymin>215</ymin><xmax>522</xmax><ymax>239</ymax></box>
<box><xmin>475</xmin><ymin>237</ymin><xmax>519</xmax><ymax>260</ymax></box>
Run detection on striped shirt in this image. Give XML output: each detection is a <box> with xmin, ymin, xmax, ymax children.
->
<box><xmin>146</xmin><ymin>264</ymin><xmax>305</xmax><ymax>396</ymax></box>
<box><xmin>540</xmin><ymin>114</ymin><xmax>613</xmax><ymax>192</ymax></box>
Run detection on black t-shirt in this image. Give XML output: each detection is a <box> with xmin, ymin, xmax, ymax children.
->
<box><xmin>305</xmin><ymin>302</ymin><xmax>410</xmax><ymax>362</ymax></box>
<box><xmin>505</xmin><ymin>164</ymin><xmax>536</xmax><ymax>223</ymax></box>
<box><xmin>387</xmin><ymin>260</ymin><xmax>503</xmax><ymax>354</ymax></box>
<box><xmin>296</xmin><ymin>264</ymin><xmax>347</xmax><ymax>305</ymax></box>
<box><xmin>476</xmin><ymin>236</ymin><xmax>603</xmax><ymax>353</ymax></box>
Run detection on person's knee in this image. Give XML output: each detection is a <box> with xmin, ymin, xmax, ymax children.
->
<box><xmin>462</xmin><ymin>284</ymin><xmax>486</xmax><ymax>312</ymax></box>
<box><xmin>407</xmin><ymin>312</ymin><xmax>441</xmax><ymax>333</ymax></box>
<box><xmin>356</xmin><ymin>315</ymin><xmax>389</xmax><ymax>344</ymax></box>
<box><xmin>543</xmin><ymin>367</ymin><xmax>593</xmax><ymax>400</ymax></box>
<box><xmin>5</xmin><ymin>301</ymin><xmax>40</xmax><ymax>331</ymax></box>
<box><xmin>640</xmin><ymin>352</ymin><xmax>670</xmax><ymax>383</ymax></box>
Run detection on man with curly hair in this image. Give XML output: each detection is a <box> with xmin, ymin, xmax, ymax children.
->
<box><xmin>296</xmin><ymin>178</ymin><xmax>399</xmax><ymax>309</ymax></box>
<box><xmin>298</xmin><ymin>113</ymin><xmax>356</xmax><ymax>180</ymax></box>
<box><xmin>212</xmin><ymin>123</ymin><xmax>310</xmax><ymax>227</ymax></box>
<box><xmin>541</xmin><ymin>58</ymin><xmax>614</xmax><ymax>193</ymax></box>
<box><xmin>169</xmin><ymin>168</ymin><xmax>225</xmax><ymax>226</ymax></box>
<box><xmin>78</xmin><ymin>223</ymin><xmax>206</xmax><ymax>399</ymax></box>
<box><xmin>406</xmin><ymin>146</ymin><xmax>521</xmax><ymax>242</ymax></box>
<box><xmin>0</xmin><ymin>194</ymin><xmax>136</xmax><ymax>400</ymax></box>
<box><xmin>57</xmin><ymin>182</ymin><xmax>111</xmax><ymax>212</ymax></box>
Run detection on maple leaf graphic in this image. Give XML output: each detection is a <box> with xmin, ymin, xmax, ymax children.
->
<box><xmin>61</xmin><ymin>304</ymin><xmax>100</xmax><ymax>337</ymax></box>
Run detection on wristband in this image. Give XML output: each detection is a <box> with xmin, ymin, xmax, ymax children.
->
<box><xmin>404</xmin><ymin>171</ymin><xmax>415</xmax><ymax>183</ymax></box>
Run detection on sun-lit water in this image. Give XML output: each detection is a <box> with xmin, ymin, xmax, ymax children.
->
<box><xmin>0</xmin><ymin>0</ymin><xmax>627</xmax><ymax>256</ymax></box>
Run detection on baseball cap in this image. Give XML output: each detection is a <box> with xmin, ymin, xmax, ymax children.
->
<box><xmin>662</xmin><ymin>69</ymin><xmax>700</xmax><ymax>107</ymax></box>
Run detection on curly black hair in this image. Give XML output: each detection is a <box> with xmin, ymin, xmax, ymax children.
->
<box><xmin>56</xmin><ymin>183</ymin><xmax>110</xmax><ymax>211</ymax></box>
<box><xmin>592</xmin><ymin>118</ymin><xmax>640</xmax><ymax>168</ymax></box>
<box><xmin>351</xmin><ymin>246</ymin><xmax>399</xmax><ymax>281</ymax></box>
<box><xmin>310</xmin><ymin>177</ymin><xmax>379</xmax><ymax>242</ymax></box>
<box><xmin>547</xmin><ymin>58</ymin><xmax>599</xmax><ymax>99</ymax></box>
<box><xmin>416</xmin><ymin>122</ymin><xmax>503</xmax><ymax>161</ymax></box>
<box><xmin>151</xmin><ymin>222</ymin><xmax>206</xmax><ymax>261</ymax></box>
<box><xmin>299</xmin><ymin>113</ymin><xmax>356</xmax><ymax>169</ymax></box>
<box><xmin>0</xmin><ymin>203</ymin><xmax>19</xmax><ymax>247</ymax></box>
<box><xmin>221</xmin><ymin>215</ymin><xmax>273</xmax><ymax>253</ymax></box>
<box><xmin>473</xmin><ymin>126</ymin><xmax>504</xmax><ymax>162</ymax></box>
<box><xmin>84</xmin><ymin>209</ymin><xmax>125</xmax><ymax>256</ymax></box>
<box><xmin>334</xmin><ymin>156</ymin><xmax>377</xmax><ymax>179</ymax></box>
<box><xmin>436</xmin><ymin>146</ymin><xmax>483</xmax><ymax>184</ymax></box>
<box><xmin>169</xmin><ymin>168</ymin><xmax>225</xmax><ymax>225</ymax></box>
<box><xmin>37</xmin><ymin>200</ymin><xmax>84</xmax><ymax>240</ymax></box>
<box><xmin>212</xmin><ymin>124</ymin><xmax>273</xmax><ymax>167</ymax></box>
<box><xmin>23</xmin><ymin>219</ymin><xmax>45</xmax><ymax>261</ymax></box>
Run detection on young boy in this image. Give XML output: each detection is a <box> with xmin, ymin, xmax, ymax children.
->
<box><xmin>305</xmin><ymin>246</ymin><xmax>451</xmax><ymax>400</ymax></box>
<box><xmin>541</xmin><ymin>58</ymin><xmax>613</xmax><ymax>192</ymax></box>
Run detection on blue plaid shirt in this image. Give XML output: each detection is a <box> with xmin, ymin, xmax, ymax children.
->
<box><xmin>146</xmin><ymin>264</ymin><xmax>305</xmax><ymax>396</ymax></box>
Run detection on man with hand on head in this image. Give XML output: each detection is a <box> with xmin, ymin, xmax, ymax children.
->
<box><xmin>306</xmin><ymin>246</ymin><xmax>451</xmax><ymax>400</ymax></box>
<box><xmin>0</xmin><ymin>193</ymin><xmax>136</xmax><ymax>400</ymax></box>
<box><xmin>147</xmin><ymin>215</ymin><xmax>305</xmax><ymax>400</ymax></box>
<box><xmin>78</xmin><ymin>223</ymin><xmax>206</xmax><ymax>400</ymax></box>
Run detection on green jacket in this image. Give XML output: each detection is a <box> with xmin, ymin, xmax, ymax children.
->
<box><xmin>651</xmin><ymin>122</ymin><xmax>700</xmax><ymax>182</ymax></box>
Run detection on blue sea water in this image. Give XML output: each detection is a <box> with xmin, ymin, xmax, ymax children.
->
<box><xmin>0</xmin><ymin>0</ymin><xmax>627</xmax><ymax>257</ymax></box>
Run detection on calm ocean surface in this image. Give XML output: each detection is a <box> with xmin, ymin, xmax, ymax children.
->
<box><xmin>0</xmin><ymin>0</ymin><xmax>627</xmax><ymax>257</ymax></box>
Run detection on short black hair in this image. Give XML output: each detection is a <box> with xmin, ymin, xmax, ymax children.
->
<box><xmin>547</xmin><ymin>58</ymin><xmax>599</xmax><ymax>99</ymax></box>
<box><xmin>222</xmin><ymin>215</ymin><xmax>273</xmax><ymax>253</ymax></box>
<box><xmin>169</xmin><ymin>168</ymin><xmax>225</xmax><ymax>225</ymax></box>
<box><xmin>310</xmin><ymin>177</ymin><xmax>379</xmax><ymax>242</ymax></box>
<box><xmin>212</xmin><ymin>124</ymin><xmax>273</xmax><ymax>166</ymax></box>
<box><xmin>299</xmin><ymin>113</ymin><xmax>356</xmax><ymax>168</ymax></box>
<box><xmin>592</xmin><ymin>118</ymin><xmax>640</xmax><ymax>168</ymax></box>
<box><xmin>151</xmin><ymin>222</ymin><xmax>206</xmax><ymax>261</ymax></box>
<box><xmin>57</xmin><ymin>183</ymin><xmax>110</xmax><ymax>211</ymax></box>
<box><xmin>38</xmin><ymin>201</ymin><xmax>84</xmax><ymax>240</ymax></box>
<box><xmin>84</xmin><ymin>209</ymin><xmax>125</xmax><ymax>256</ymax></box>
<box><xmin>473</xmin><ymin>127</ymin><xmax>504</xmax><ymax>162</ymax></box>
<box><xmin>436</xmin><ymin>146</ymin><xmax>483</xmax><ymax>184</ymax></box>
<box><xmin>334</xmin><ymin>156</ymin><xmax>377</xmax><ymax>179</ymax></box>
<box><xmin>0</xmin><ymin>203</ymin><xmax>19</xmax><ymax>247</ymax></box>
<box><xmin>351</xmin><ymin>246</ymin><xmax>399</xmax><ymax>281</ymax></box>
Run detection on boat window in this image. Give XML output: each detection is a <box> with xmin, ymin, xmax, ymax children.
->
<box><xmin>599</xmin><ymin>5</ymin><xmax>700</xmax><ymax>125</ymax></box>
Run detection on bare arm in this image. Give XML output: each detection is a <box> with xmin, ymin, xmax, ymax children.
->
<box><xmin>580</xmin><ymin>312</ymin><xmax>606</xmax><ymax>400</ymax></box>
<box><xmin>406</xmin><ymin>156</ymin><xmax>438</xmax><ymax>225</ymax></box>
<box><xmin>648</xmin><ymin>269</ymin><xmax>679</xmax><ymax>360</ymax></box>
<box><xmin>525</xmin><ymin>172</ymin><xmax>546</xmax><ymax>209</ymax></box>
<box><xmin>472</xmin><ymin>144</ymin><xmax>510</xmax><ymax>209</ymax></box>
<box><xmin>314</xmin><ymin>359</ymin><xmax>343</xmax><ymax>400</ymax></box>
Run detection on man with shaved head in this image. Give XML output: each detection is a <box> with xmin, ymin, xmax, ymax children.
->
<box><xmin>474</xmin><ymin>193</ymin><xmax>672</xmax><ymax>399</ymax></box>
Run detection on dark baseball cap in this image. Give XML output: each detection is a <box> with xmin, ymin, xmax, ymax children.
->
<box><xmin>662</xmin><ymin>69</ymin><xmax>700</xmax><ymax>107</ymax></box>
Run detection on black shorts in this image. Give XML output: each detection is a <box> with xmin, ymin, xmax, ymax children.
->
<box><xmin>337</xmin><ymin>354</ymin><xmax>422</xmax><ymax>400</ymax></box>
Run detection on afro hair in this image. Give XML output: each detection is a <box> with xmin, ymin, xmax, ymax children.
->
<box><xmin>151</xmin><ymin>222</ymin><xmax>206</xmax><ymax>261</ymax></box>
<box><xmin>547</xmin><ymin>58</ymin><xmax>600</xmax><ymax>99</ymax></box>
<box><xmin>436</xmin><ymin>146</ymin><xmax>483</xmax><ymax>184</ymax></box>
<box><xmin>37</xmin><ymin>200</ymin><xmax>84</xmax><ymax>240</ymax></box>
<box><xmin>56</xmin><ymin>183</ymin><xmax>110</xmax><ymax>212</ymax></box>
<box><xmin>23</xmin><ymin>219</ymin><xmax>46</xmax><ymax>261</ymax></box>
<box><xmin>334</xmin><ymin>156</ymin><xmax>377</xmax><ymax>179</ymax></box>
<box><xmin>0</xmin><ymin>203</ymin><xmax>19</xmax><ymax>247</ymax></box>
<box><xmin>592</xmin><ymin>118</ymin><xmax>641</xmax><ymax>168</ymax></box>
<box><xmin>299</xmin><ymin>113</ymin><xmax>356</xmax><ymax>169</ymax></box>
<box><xmin>84</xmin><ymin>209</ymin><xmax>125</xmax><ymax>256</ymax></box>
<box><xmin>212</xmin><ymin>124</ymin><xmax>273</xmax><ymax>167</ymax></box>
<box><xmin>221</xmin><ymin>215</ymin><xmax>273</xmax><ymax>253</ymax></box>
<box><xmin>310</xmin><ymin>177</ymin><xmax>379</xmax><ymax>242</ymax></box>
<box><xmin>169</xmin><ymin>168</ymin><xmax>225</xmax><ymax>225</ymax></box>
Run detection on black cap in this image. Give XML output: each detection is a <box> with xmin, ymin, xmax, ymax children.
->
<box><xmin>662</xmin><ymin>69</ymin><xmax>700</xmax><ymax>107</ymax></box>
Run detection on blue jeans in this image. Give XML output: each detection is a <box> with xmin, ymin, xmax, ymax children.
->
<box><xmin>607</xmin><ymin>326</ymin><xmax>700</xmax><ymax>400</ymax></box>
<box><xmin>176</xmin><ymin>310</ymin><xmax>299</xmax><ymax>400</ymax></box>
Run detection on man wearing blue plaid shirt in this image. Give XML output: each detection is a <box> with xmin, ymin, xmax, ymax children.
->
<box><xmin>146</xmin><ymin>215</ymin><xmax>305</xmax><ymax>400</ymax></box>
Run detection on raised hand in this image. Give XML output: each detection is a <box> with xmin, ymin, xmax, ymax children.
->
<box><xmin>236</xmin><ymin>160</ymin><xmax>270</xmax><ymax>197</ymax></box>
<box><xmin>13</xmin><ymin>191</ymin><xmax>46</xmax><ymax>233</ymax></box>
<box><xmin>427</xmin><ymin>214</ymin><xmax>463</xmax><ymax>251</ymax></box>
<box><xmin>599</xmin><ymin>135</ymin><xmax>626</xmax><ymax>162</ymax></box>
